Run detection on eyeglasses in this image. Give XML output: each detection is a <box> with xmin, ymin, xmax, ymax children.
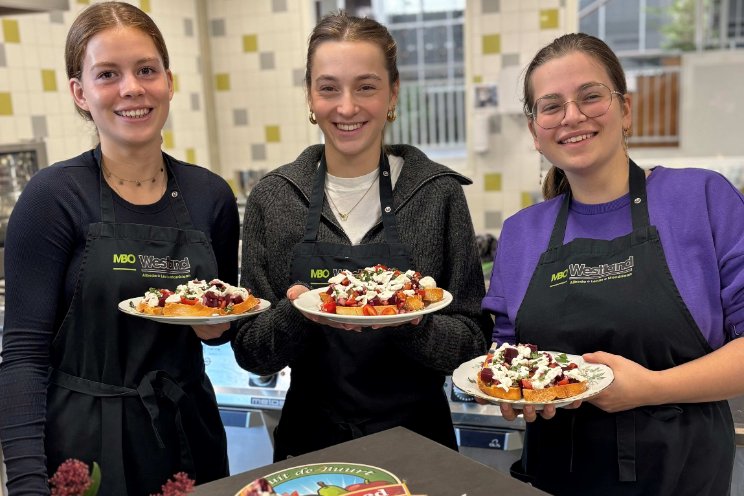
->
<box><xmin>528</xmin><ymin>83</ymin><xmax>624</xmax><ymax>130</ymax></box>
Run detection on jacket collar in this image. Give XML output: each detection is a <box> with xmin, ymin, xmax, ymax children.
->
<box><xmin>269</xmin><ymin>144</ymin><xmax>472</xmax><ymax>211</ymax></box>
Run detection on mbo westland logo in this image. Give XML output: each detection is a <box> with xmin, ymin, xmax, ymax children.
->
<box><xmin>112</xmin><ymin>253</ymin><xmax>192</xmax><ymax>278</ymax></box>
<box><xmin>309</xmin><ymin>268</ymin><xmax>346</xmax><ymax>286</ymax></box>
<box><xmin>549</xmin><ymin>255</ymin><xmax>634</xmax><ymax>288</ymax></box>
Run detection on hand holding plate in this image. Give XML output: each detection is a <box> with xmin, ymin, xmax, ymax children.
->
<box><xmin>191</xmin><ymin>322</ymin><xmax>230</xmax><ymax>340</ymax></box>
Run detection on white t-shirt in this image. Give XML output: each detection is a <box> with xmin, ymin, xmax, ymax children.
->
<box><xmin>324</xmin><ymin>155</ymin><xmax>404</xmax><ymax>245</ymax></box>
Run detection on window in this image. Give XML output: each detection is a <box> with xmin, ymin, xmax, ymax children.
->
<box><xmin>379</xmin><ymin>0</ymin><xmax>466</xmax><ymax>151</ymax></box>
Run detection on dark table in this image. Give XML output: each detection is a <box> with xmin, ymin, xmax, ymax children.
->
<box><xmin>192</xmin><ymin>426</ymin><xmax>546</xmax><ymax>495</ymax></box>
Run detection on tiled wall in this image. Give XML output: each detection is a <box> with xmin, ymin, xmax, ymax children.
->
<box><xmin>206</xmin><ymin>0</ymin><xmax>317</xmax><ymax>193</ymax></box>
<box><xmin>0</xmin><ymin>0</ymin><xmax>214</xmax><ymax>171</ymax></box>
<box><xmin>0</xmin><ymin>0</ymin><xmax>319</xmax><ymax>195</ymax></box>
<box><xmin>464</xmin><ymin>0</ymin><xmax>577</xmax><ymax>234</ymax></box>
<box><xmin>0</xmin><ymin>0</ymin><xmax>580</xmax><ymax>233</ymax></box>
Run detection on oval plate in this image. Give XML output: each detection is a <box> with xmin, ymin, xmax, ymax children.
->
<box><xmin>118</xmin><ymin>297</ymin><xmax>271</xmax><ymax>325</ymax></box>
<box><xmin>292</xmin><ymin>287</ymin><xmax>452</xmax><ymax>325</ymax></box>
<box><xmin>452</xmin><ymin>352</ymin><xmax>614</xmax><ymax>410</ymax></box>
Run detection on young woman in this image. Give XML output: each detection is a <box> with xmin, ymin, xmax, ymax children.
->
<box><xmin>0</xmin><ymin>3</ymin><xmax>237</xmax><ymax>494</ymax></box>
<box><xmin>483</xmin><ymin>33</ymin><xmax>743</xmax><ymax>495</ymax></box>
<box><xmin>232</xmin><ymin>11</ymin><xmax>490</xmax><ymax>461</ymax></box>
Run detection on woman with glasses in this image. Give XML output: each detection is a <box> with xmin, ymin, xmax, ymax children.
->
<box><xmin>482</xmin><ymin>33</ymin><xmax>742</xmax><ymax>495</ymax></box>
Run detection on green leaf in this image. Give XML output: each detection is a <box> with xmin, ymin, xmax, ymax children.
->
<box><xmin>555</xmin><ymin>353</ymin><xmax>569</xmax><ymax>364</ymax></box>
<box><xmin>83</xmin><ymin>462</ymin><xmax>101</xmax><ymax>496</ymax></box>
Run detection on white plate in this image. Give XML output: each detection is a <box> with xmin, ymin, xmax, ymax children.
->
<box><xmin>118</xmin><ymin>297</ymin><xmax>271</xmax><ymax>325</ymax></box>
<box><xmin>452</xmin><ymin>352</ymin><xmax>614</xmax><ymax>410</ymax></box>
<box><xmin>292</xmin><ymin>287</ymin><xmax>453</xmax><ymax>325</ymax></box>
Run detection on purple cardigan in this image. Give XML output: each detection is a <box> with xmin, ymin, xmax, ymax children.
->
<box><xmin>483</xmin><ymin>166</ymin><xmax>744</xmax><ymax>349</ymax></box>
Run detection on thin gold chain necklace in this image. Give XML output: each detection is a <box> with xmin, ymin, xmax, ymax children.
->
<box><xmin>101</xmin><ymin>162</ymin><xmax>164</xmax><ymax>186</ymax></box>
<box><xmin>325</xmin><ymin>172</ymin><xmax>379</xmax><ymax>221</ymax></box>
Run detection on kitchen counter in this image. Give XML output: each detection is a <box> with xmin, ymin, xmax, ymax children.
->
<box><xmin>191</xmin><ymin>426</ymin><xmax>547</xmax><ymax>496</ymax></box>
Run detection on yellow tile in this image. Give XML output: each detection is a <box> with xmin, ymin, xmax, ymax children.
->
<box><xmin>484</xmin><ymin>173</ymin><xmax>502</xmax><ymax>192</ymax></box>
<box><xmin>76</xmin><ymin>0</ymin><xmax>90</xmax><ymax>4</ymax></box>
<box><xmin>162</xmin><ymin>130</ymin><xmax>174</xmax><ymax>149</ymax></box>
<box><xmin>473</xmin><ymin>75</ymin><xmax>483</xmax><ymax>84</ymax></box>
<box><xmin>243</xmin><ymin>34</ymin><xmax>258</xmax><ymax>53</ymax></box>
<box><xmin>215</xmin><ymin>73</ymin><xmax>230</xmax><ymax>91</ymax></box>
<box><xmin>185</xmin><ymin>148</ymin><xmax>196</xmax><ymax>164</ymax></box>
<box><xmin>0</xmin><ymin>93</ymin><xmax>12</xmax><ymax>115</ymax></box>
<box><xmin>225</xmin><ymin>178</ymin><xmax>239</xmax><ymax>197</ymax></box>
<box><xmin>172</xmin><ymin>74</ymin><xmax>179</xmax><ymax>93</ymax></box>
<box><xmin>265</xmin><ymin>125</ymin><xmax>280</xmax><ymax>143</ymax></box>
<box><xmin>2</xmin><ymin>19</ymin><xmax>20</xmax><ymax>44</ymax></box>
<box><xmin>540</xmin><ymin>9</ymin><xmax>559</xmax><ymax>30</ymax></box>
<box><xmin>522</xmin><ymin>192</ymin><xmax>535</xmax><ymax>209</ymax></box>
<box><xmin>482</xmin><ymin>34</ymin><xmax>501</xmax><ymax>55</ymax></box>
<box><xmin>139</xmin><ymin>0</ymin><xmax>151</xmax><ymax>13</ymax></box>
<box><xmin>41</xmin><ymin>69</ymin><xmax>57</xmax><ymax>92</ymax></box>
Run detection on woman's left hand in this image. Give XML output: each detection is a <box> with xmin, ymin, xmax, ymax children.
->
<box><xmin>583</xmin><ymin>351</ymin><xmax>657</xmax><ymax>413</ymax></box>
<box><xmin>499</xmin><ymin>400</ymin><xmax>582</xmax><ymax>422</ymax></box>
<box><xmin>191</xmin><ymin>322</ymin><xmax>231</xmax><ymax>340</ymax></box>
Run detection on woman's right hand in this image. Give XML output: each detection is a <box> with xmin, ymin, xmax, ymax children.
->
<box><xmin>287</xmin><ymin>284</ymin><xmax>363</xmax><ymax>332</ymax></box>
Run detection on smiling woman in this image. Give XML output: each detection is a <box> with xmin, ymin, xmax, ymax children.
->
<box><xmin>0</xmin><ymin>2</ymin><xmax>239</xmax><ymax>495</ymax></box>
<box><xmin>232</xmin><ymin>10</ymin><xmax>491</xmax><ymax>463</ymax></box>
<box><xmin>482</xmin><ymin>33</ymin><xmax>744</xmax><ymax>496</ymax></box>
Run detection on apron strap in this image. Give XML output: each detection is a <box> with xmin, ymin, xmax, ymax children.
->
<box><xmin>627</xmin><ymin>159</ymin><xmax>650</xmax><ymax>230</ymax></box>
<box><xmin>547</xmin><ymin>159</ymin><xmax>650</xmax><ymax>250</ymax></box>
<box><xmin>616</xmin><ymin>410</ymin><xmax>637</xmax><ymax>482</ymax></box>
<box><xmin>94</xmin><ymin>146</ymin><xmax>194</xmax><ymax>229</ymax></box>
<box><xmin>50</xmin><ymin>368</ymin><xmax>197</xmax><ymax>481</ymax></box>
<box><xmin>302</xmin><ymin>150</ymin><xmax>404</xmax><ymax>246</ymax></box>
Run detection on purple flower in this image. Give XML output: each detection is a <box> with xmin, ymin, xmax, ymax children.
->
<box><xmin>49</xmin><ymin>459</ymin><xmax>93</xmax><ymax>496</ymax></box>
<box><xmin>151</xmin><ymin>472</ymin><xmax>196</xmax><ymax>496</ymax></box>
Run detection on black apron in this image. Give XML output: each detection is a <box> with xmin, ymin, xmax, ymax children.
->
<box><xmin>45</xmin><ymin>149</ymin><xmax>228</xmax><ymax>495</ymax></box>
<box><xmin>276</xmin><ymin>151</ymin><xmax>456</xmax><ymax>460</ymax></box>
<box><xmin>512</xmin><ymin>161</ymin><xmax>735</xmax><ymax>495</ymax></box>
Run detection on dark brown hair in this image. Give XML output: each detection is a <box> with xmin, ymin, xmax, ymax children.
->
<box><xmin>65</xmin><ymin>1</ymin><xmax>169</xmax><ymax>121</ymax></box>
<box><xmin>305</xmin><ymin>10</ymin><xmax>399</xmax><ymax>91</ymax></box>
<box><xmin>523</xmin><ymin>33</ymin><xmax>627</xmax><ymax>199</ymax></box>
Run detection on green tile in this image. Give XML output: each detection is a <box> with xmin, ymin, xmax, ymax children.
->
<box><xmin>482</xmin><ymin>34</ymin><xmax>501</xmax><ymax>55</ymax></box>
<box><xmin>540</xmin><ymin>9</ymin><xmax>559</xmax><ymax>30</ymax></box>
<box><xmin>162</xmin><ymin>130</ymin><xmax>174</xmax><ymax>149</ymax></box>
<box><xmin>243</xmin><ymin>34</ymin><xmax>258</xmax><ymax>53</ymax></box>
<box><xmin>0</xmin><ymin>93</ymin><xmax>12</xmax><ymax>115</ymax></box>
<box><xmin>484</xmin><ymin>173</ymin><xmax>502</xmax><ymax>191</ymax></box>
<box><xmin>2</xmin><ymin>19</ymin><xmax>20</xmax><ymax>44</ymax></box>
<box><xmin>215</xmin><ymin>73</ymin><xmax>230</xmax><ymax>91</ymax></box>
<box><xmin>185</xmin><ymin>148</ymin><xmax>196</xmax><ymax>164</ymax></box>
<box><xmin>521</xmin><ymin>191</ymin><xmax>535</xmax><ymax>208</ymax></box>
<box><xmin>473</xmin><ymin>75</ymin><xmax>483</xmax><ymax>84</ymax></box>
<box><xmin>265</xmin><ymin>125</ymin><xmax>280</xmax><ymax>143</ymax></box>
<box><xmin>41</xmin><ymin>69</ymin><xmax>57</xmax><ymax>92</ymax></box>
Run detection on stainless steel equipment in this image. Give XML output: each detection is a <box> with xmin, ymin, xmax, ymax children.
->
<box><xmin>203</xmin><ymin>343</ymin><xmax>289</xmax><ymax>417</ymax></box>
<box><xmin>446</xmin><ymin>377</ymin><xmax>526</xmax><ymax>475</ymax></box>
<box><xmin>0</xmin><ymin>141</ymin><xmax>48</xmax><ymax>281</ymax></box>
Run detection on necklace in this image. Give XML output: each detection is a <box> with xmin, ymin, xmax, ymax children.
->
<box><xmin>325</xmin><ymin>172</ymin><xmax>379</xmax><ymax>221</ymax></box>
<box><xmin>102</xmin><ymin>162</ymin><xmax>164</xmax><ymax>187</ymax></box>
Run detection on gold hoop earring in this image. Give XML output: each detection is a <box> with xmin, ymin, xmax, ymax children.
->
<box><xmin>386</xmin><ymin>107</ymin><xmax>397</xmax><ymax>122</ymax></box>
<box><xmin>309</xmin><ymin>111</ymin><xmax>317</xmax><ymax>125</ymax></box>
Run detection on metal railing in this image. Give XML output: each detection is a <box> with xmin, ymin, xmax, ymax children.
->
<box><xmin>386</xmin><ymin>80</ymin><xmax>466</xmax><ymax>150</ymax></box>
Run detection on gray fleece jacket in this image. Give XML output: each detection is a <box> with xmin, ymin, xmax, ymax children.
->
<box><xmin>233</xmin><ymin>144</ymin><xmax>490</xmax><ymax>376</ymax></box>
